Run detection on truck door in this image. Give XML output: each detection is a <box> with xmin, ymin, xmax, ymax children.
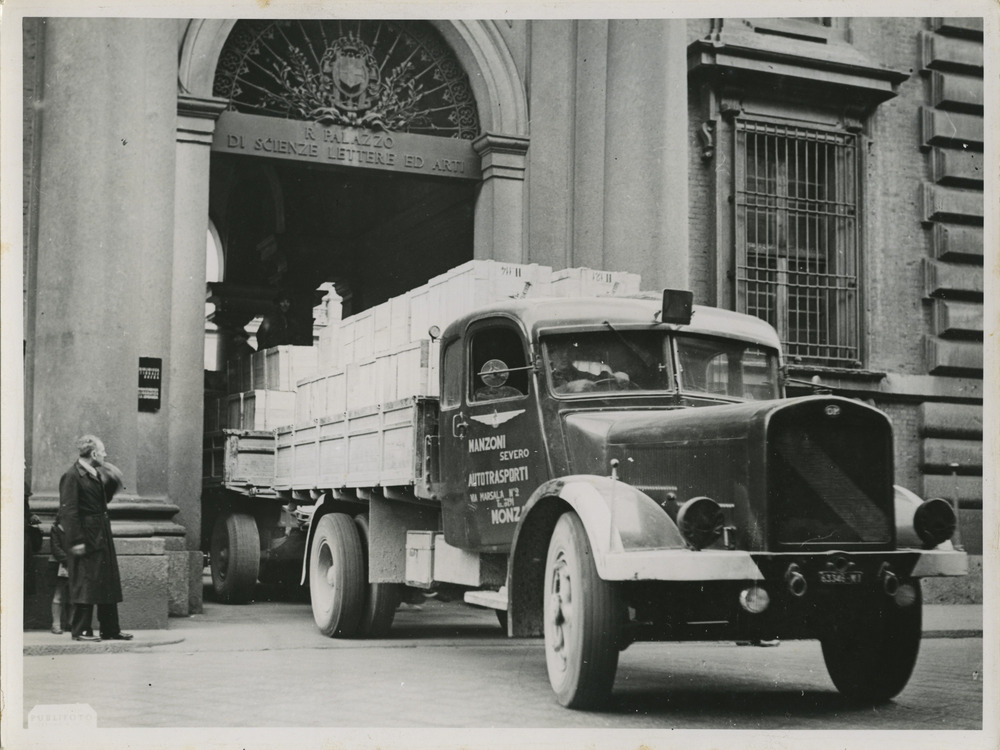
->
<box><xmin>438</xmin><ymin>321</ymin><xmax>547</xmax><ymax>552</ymax></box>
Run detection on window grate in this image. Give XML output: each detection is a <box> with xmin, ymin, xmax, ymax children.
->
<box><xmin>734</xmin><ymin>119</ymin><xmax>860</xmax><ymax>367</ymax></box>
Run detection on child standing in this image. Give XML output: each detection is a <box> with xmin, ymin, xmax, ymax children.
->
<box><xmin>49</xmin><ymin>515</ymin><xmax>70</xmax><ymax>634</ymax></box>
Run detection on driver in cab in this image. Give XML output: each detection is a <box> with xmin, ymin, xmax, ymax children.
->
<box><xmin>548</xmin><ymin>343</ymin><xmax>630</xmax><ymax>394</ymax></box>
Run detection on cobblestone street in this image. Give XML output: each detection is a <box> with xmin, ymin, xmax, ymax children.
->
<box><xmin>14</xmin><ymin>596</ymin><xmax>986</xmax><ymax>749</ymax></box>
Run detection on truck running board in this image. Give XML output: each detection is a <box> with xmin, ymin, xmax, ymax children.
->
<box><xmin>464</xmin><ymin>587</ymin><xmax>508</xmax><ymax>612</ymax></box>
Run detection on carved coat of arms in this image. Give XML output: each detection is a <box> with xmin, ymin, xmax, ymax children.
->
<box><xmin>323</xmin><ymin>38</ymin><xmax>379</xmax><ymax>112</ymax></box>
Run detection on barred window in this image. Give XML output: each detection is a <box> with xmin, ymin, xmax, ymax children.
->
<box><xmin>734</xmin><ymin>119</ymin><xmax>860</xmax><ymax>367</ymax></box>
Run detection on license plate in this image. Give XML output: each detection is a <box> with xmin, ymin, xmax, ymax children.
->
<box><xmin>819</xmin><ymin>570</ymin><xmax>863</xmax><ymax>585</ymax></box>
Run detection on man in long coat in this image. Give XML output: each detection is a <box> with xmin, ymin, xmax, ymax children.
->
<box><xmin>59</xmin><ymin>434</ymin><xmax>132</xmax><ymax>642</ymax></box>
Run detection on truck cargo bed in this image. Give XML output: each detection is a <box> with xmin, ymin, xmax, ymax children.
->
<box><xmin>274</xmin><ymin>396</ymin><xmax>438</xmax><ymax>499</ymax></box>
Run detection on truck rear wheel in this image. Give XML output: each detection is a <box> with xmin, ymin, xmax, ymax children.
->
<box><xmin>820</xmin><ymin>581</ymin><xmax>923</xmax><ymax>703</ymax></box>
<box><xmin>543</xmin><ymin>511</ymin><xmax>623</xmax><ymax>709</ymax></box>
<box><xmin>210</xmin><ymin>511</ymin><xmax>261</xmax><ymax>604</ymax></box>
<box><xmin>354</xmin><ymin>513</ymin><xmax>402</xmax><ymax>638</ymax></box>
<box><xmin>309</xmin><ymin>513</ymin><xmax>365</xmax><ymax>637</ymax></box>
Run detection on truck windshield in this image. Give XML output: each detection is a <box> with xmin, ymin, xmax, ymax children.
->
<box><xmin>674</xmin><ymin>335</ymin><xmax>780</xmax><ymax>401</ymax></box>
<box><xmin>543</xmin><ymin>331</ymin><xmax>669</xmax><ymax>396</ymax></box>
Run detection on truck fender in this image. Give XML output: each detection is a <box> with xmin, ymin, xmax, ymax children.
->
<box><xmin>506</xmin><ymin>475</ymin><xmax>684</xmax><ymax>637</ymax></box>
<box><xmin>894</xmin><ymin>484</ymin><xmax>956</xmax><ymax>551</ymax></box>
<box><xmin>299</xmin><ymin>494</ymin><xmax>335</xmax><ymax>586</ymax></box>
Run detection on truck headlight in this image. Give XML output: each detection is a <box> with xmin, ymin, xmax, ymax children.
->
<box><xmin>913</xmin><ymin>497</ymin><xmax>956</xmax><ymax>549</ymax></box>
<box><xmin>739</xmin><ymin>585</ymin><xmax>770</xmax><ymax>614</ymax></box>
<box><xmin>676</xmin><ymin>496</ymin><xmax>724</xmax><ymax>550</ymax></box>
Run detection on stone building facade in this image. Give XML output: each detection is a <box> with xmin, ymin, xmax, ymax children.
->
<box><xmin>15</xmin><ymin>15</ymin><xmax>986</xmax><ymax>626</ymax></box>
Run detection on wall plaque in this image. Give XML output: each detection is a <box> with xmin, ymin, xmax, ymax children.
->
<box><xmin>213</xmin><ymin>111</ymin><xmax>481</xmax><ymax>181</ymax></box>
<box><xmin>138</xmin><ymin>357</ymin><xmax>162</xmax><ymax>412</ymax></box>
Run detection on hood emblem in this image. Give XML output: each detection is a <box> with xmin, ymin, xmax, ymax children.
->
<box><xmin>470</xmin><ymin>409</ymin><xmax>524</xmax><ymax>428</ymax></box>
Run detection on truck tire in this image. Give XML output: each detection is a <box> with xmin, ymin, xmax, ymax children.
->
<box><xmin>820</xmin><ymin>581</ymin><xmax>923</xmax><ymax>703</ymax></box>
<box><xmin>309</xmin><ymin>513</ymin><xmax>365</xmax><ymax>638</ymax></box>
<box><xmin>543</xmin><ymin>511</ymin><xmax>623</xmax><ymax>709</ymax></box>
<box><xmin>210</xmin><ymin>511</ymin><xmax>261</xmax><ymax>604</ymax></box>
<box><xmin>353</xmin><ymin>513</ymin><xmax>402</xmax><ymax>638</ymax></box>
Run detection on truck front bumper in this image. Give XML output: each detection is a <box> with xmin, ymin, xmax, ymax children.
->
<box><xmin>599</xmin><ymin>547</ymin><xmax>968</xmax><ymax>582</ymax></box>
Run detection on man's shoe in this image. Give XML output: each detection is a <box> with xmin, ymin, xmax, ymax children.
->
<box><xmin>103</xmin><ymin>632</ymin><xmax>134</xmax><ymax>641</ymax></box>
<box><xmin>72</xmin><ymin>634</ymin><xmax>101</xmax><ymax>642</ymax></box>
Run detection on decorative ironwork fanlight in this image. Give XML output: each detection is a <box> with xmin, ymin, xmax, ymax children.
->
<box><xmin>214</xmin><ymin>20</ymin><xmax>480</xmax><ymax>140</ymax></box>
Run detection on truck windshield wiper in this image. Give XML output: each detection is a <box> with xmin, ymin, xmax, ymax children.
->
<box><xmin>603</xmin><ymin>320</ymin><xmax>656</xmax><ymax>369</ymax></box>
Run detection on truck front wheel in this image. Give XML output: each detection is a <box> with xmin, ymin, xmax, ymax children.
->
<box><xmin>210</xmin><ymin>511</ymin><xmax>260</xmax><ymax>604</ymax></box>
<box><xmin>820</xmin><ymin>581</ymin><xmax>923</xmax><ymax>703</ymax></box>
<box><xmin>354</xmin><ymin>513</ymin><xmax>402</xmax><ymax>638</ymax></box>
<box><xmin>309</xmin><ymin>513</ymin><xmax>365</xmax><ymax>637</ymax></box>
<box><xmin>543</xmin><ymin>511</ymin><xmax>623</xmax><ymax>709</ymax></box>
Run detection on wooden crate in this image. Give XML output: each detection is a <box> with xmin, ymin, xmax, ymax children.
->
<box><xmin>227</xmin><ymin>346</ymin><xmax>318</xmax><ymax>393</ymax></box>
<box><xmin>339</xmin><ymin>318</ymin><xmax>356</xmax><ymax>366</ymax></box>
<box><xmin>373</xmin><ymin>301</ymin><xmax>392</xmax><ymax>355</ymax></box>
<box><xmin>548</xmin><ymin>267</ymin><xmax>642</xmax><ymax>297</ymax></box>
<box><xmin>317</xmin><ymin>324</ymin><xmax>340</xmax><ymax>371</ymax></box>
<box><xmin>389</xmin><ymin>295</ymin><xmax>411</xmax><ymax>349</ymax></box>
<box><xmin>409</xmin><ymin>260</ymin><xmax>552</xmax><ymax>341</ymax></box>
<box><xmin>227</xmin><ymin>390</ymin><xmax>296</xmax><ymax>431</ymax></box>
<box><xmin>323</xmin><ymin>369</ymin><xmax>348</xmax><ymax>415</ymax></box>
<box><xmin>352</xmin><ymin>309</ymin><xmax>375</xmax><ymax>363</ymax></box>
<box><xmin>203</xmin><ymin>430</ymin><xmax>276</xmax><ymax>488</ymax></box>
<box><xmin>263</xmin><ymin>345</ymin><xmax>318</xmax><ymax>390</ymax></box>
<box><xmin>378</xmin><ymin>340</ymin><xmax>435</xmax><ymax>402</ymax></box>
<box><xmin>294</xmin><ymin>379</ymin><xmax>313</xmax><ymax>424</ymax></box>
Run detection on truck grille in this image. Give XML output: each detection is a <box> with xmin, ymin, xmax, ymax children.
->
<box><xmin>768</xmin><ymin>403</ymin><xmax>893</xmax><ymax>549</ymax></box>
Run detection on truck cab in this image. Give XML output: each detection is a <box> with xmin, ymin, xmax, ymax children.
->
<box><xmin>435</xmin><ymin>294</ymin><xmax>783</xmax><ymax>554</ymax></box>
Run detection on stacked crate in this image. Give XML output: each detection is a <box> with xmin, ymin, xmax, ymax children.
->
<box><xmin>312</xmin><ymin>260</ymin><xmax>552</xmax><ymax>410</ymax></box>
<box><xmin>408</xmin><ymin>260</ymin><xmax>553</xmax><ymax>341</ymax></box>
<box><xmin>548</xmin><ymin>267</ymin><xmax>642</xmax><ymax>298</ymax></box>
<box><xmin>303</xmin><ymin>261</ymin><xmax>652</xmax><ymax>422</ymax></box>
<box><xmin>215</xmin><ymin>345</ymin><xmax>318</xmax><ymax>431</ymax></box>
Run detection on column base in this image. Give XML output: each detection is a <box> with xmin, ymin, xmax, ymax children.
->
<box><xmin>23</xmin><ymin>537</ymin><xmax>189</xmax><ymax>631</ymax></box>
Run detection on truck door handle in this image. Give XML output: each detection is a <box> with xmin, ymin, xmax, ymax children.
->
<box><xmin>452</xmin><ymin>413</ymin><xmax>468</xmax><ymax>439</ymax></box>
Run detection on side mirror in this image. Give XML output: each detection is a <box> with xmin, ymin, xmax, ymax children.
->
<box><xmin>661</xmin><ymin>289</ymin><xmax>694</xmax><ymax>325</ymax></box>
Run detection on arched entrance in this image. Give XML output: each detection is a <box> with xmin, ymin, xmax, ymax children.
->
<box><xmin>179</xmin><ymin>18</ymin><xmax>530</xmax><ymax>361</ymax></box>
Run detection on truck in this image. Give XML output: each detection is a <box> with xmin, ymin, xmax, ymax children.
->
<box><xmin>202</xmin><ymin>261</ymin><xmax>967</xmax><ymax>709</ymax></box>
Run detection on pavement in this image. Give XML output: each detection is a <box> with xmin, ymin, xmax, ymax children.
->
<box><xmin>21</xmin><ymin>602</ymin><xmax>984</xmax><ymax>656</ymax></box>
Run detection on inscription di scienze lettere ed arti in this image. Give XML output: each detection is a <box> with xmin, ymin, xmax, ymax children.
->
<box><xmin>213</xmin><ymin>111</ymin><xmax>480</xmax><ymax>180</ymax></box>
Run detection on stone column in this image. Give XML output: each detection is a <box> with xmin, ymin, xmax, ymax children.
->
<box><xmin>472</xmin><ymin>133</ymin><xmax>530</xmax><ymax>263</ymax></box>
<box><xmin>171</xmin><ymin>94</ymin><xmax>228</xmax><ymax>615</ymax></box>
<box><xmin>603</xmin><ymin>19</ymin><xmax>689</xmax><ymax>290</ymax></box>
<box><xmin>26</xmin><ymin>18</ymin><xmax>181</xmax><ymax>628</ymax></box>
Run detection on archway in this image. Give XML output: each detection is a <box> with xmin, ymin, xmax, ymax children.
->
<box><xmin>200</xmin><ymin>20</ymin><xmax>506</xmax><ymax>346</ymax></box>
<box><xmin>179</xmin><ymin>19</ymin><xmax>528</xmax><ymax>136</ymax></box>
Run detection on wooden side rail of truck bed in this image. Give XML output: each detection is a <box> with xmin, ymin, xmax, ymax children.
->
<box><xmin>273</xmin><ymin>396</ymin><xmax>439</xmax><ymax>501</ymax></box>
